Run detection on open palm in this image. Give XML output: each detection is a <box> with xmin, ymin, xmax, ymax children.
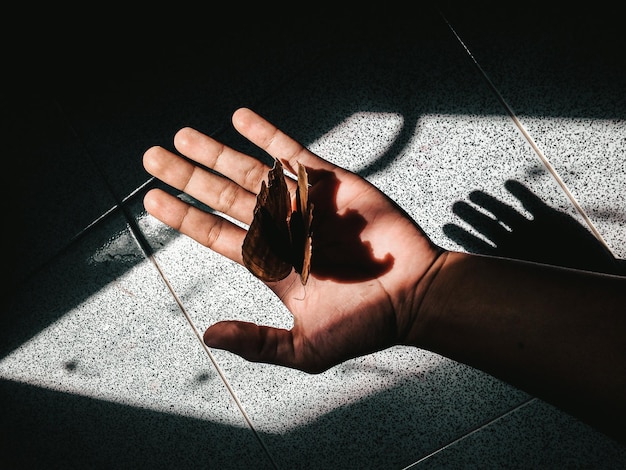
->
<box><xmin>143</xmin><ymin>108</ymin><xmax>442</xmax><ymax>372</ymax></box>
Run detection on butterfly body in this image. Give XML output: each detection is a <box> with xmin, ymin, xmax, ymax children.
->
<box><xmin>242</xmin><ymin>159</ymin><xmax>313</xmax><ymax>285</ymax></box>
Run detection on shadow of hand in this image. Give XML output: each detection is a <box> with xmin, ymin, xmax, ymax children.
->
<box><xmin>443</xmin><ymin>180</ymin><xmax>624</xmax><ymax>275</ymax></box>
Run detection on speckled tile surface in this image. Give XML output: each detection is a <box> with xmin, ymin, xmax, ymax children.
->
<box><xmin>0</xmin><ymin>212</ymin><xmax>275</xmax><ymax>469</ymax></box>
<box><xmin>4</xmin><ymin>6</ymin><xmax>625</xmax><ymax>470</ymax></box>
<box><xmin>409</xmin><ymin>399</ymin><xmax>626</xmax><ymax>469</ymax></box>
<box><xmin>517</xmin><ymin>116</ymin><xmax>626</xmax><ymax>259</ymax></box>
<box><xmin>130</xmin><ymin>20</ymin><xmax>623</xmax><ymax>467</ymax></box>
<box><xmin>131</xmin><ymin>194</ymin><xmax>531</xmax><ymax>469</ymax></box>
<box><xmin>248</xmin><ymin>27</ymin><xmax>619</xmax><ymax>274</ymax></box>
<box><xmin>437</xmin><ymin>7</ymin><xmax>626</xmax><ymax>260</ymax></box>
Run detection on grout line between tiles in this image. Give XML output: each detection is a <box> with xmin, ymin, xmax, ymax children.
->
<box><xmin>145</xmin><ymin>252</ymin><xmax>280</xmax><ymax>470</ymax></box>
<box><xmin>439</xmin><ymin>10</ymin><xmax>616</xmax><ymax>258</ymax></box>
<box><xmin>402</xmin><ymin>397</ymin><xmax>537</xmax><ymax>469</ymax></box>
<box><xmin>121</xmin><ymin>192</ymin><xmax>280</xmax><ymax>469</ymax></box>
<box><xmin>57</xmin><ymin>106</ymin><xmax>280</xmax><ymax>469</ymax></box>
<box><xmin>114</xmin><ymin>199</ymin><xmax>280</xmax><ymax>469</ymax></box>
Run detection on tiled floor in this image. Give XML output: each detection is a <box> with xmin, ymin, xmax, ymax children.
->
<box><xmin>3</xmin><ymin>7</ymin><xmax>625</xmax><ymax>469</ymax></box>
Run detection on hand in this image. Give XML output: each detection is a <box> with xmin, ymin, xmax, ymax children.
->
<box><xmin>443</xmin><ymin>180</ymin><xmax>623</xmax><ymax>275</ymax></box>
<box><xmin>143</xmin><ymin>108</ymin><xmax>443</xmax><ymax>373</ymax></box>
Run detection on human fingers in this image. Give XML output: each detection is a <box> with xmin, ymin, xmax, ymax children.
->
<box><xmin>231</xmin><ymin>108</ymin><xmax>339</xmax><ymax>176</ymax></box>
<box><xmin>204</xmin><ymin>320</ymin><xmax>326</xmax><ymax>373</ymax></box>
<box><xmin>504</xmin><ymin>179</ymin><xmax>548</xmax><ymax>215</ymax></box>
<box><xmin>172</xmin><ymin>126</ymin><xmax>297</xmax><ymax>195</ymax></box>
<box><xmin>442</xmin><ymin>222</ymin><xmax>497</xmax><ymax>256</ymax></box>
<box><xmin>451</xmin><ymin>200</ymin><xmax>510</xmax><ymax>243</ymax></box>
<box><xmin>143</xmin><ymin>145</ymin><xmax>258</xmax><ymax>225</ymax></box>
<box><xmin>143</xmin><ymin>188</ymin><xmax>246</xmax><ymax>264</ymax></box>
<box><xmin>231</xmin><ymin>107</ymin><xmax>373</xmax><ymax>215</ymax></box>
<box><xmin>468</xmin><ymin>189</ymin><xmax>529</xmax><ymax>229</ymax></box>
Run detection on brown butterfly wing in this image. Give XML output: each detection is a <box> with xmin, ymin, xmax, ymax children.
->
<box><xmin>242</xmin><ymin>159</ymin><xmax>293</xmax><ymax>282</ymax></box>
<box><xmin>290</xmin><ymin>162</ymin><xmax>313</xmax><ymax>285</ymax></box>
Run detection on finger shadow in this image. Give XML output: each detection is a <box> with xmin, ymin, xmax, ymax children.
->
<box><xmin>443</xmin><ymin>180</ymin><xmax>625</xmax><ymax>275</ymax></box>
<box><xmin>306</xmin><ymin>167</ymin><xmax>394</xmax><ymax>282</ymax></box>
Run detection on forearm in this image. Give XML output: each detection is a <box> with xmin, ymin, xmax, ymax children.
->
<box><xmin>407</xmin><ymin>251</ymin><xmax>626</xmax><ymax>443</ymax></box>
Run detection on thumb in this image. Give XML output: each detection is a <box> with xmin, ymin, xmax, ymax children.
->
<box><xmin>203</xmin><ymin>320</ymin><xmax>297</xmax><ymax>368</ymax></box>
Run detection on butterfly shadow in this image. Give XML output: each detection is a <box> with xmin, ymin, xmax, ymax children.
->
<box><xmin>443</xmin><ymin>179</ymin><xmax>625</xmax><ymax>276</ymax></box>
<box><xmin>306</xmin><ymin>168</ymin><xmax>395</xmax><ymax>283</ymax></box>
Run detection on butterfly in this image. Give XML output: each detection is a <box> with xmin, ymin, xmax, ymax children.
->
<box><xmin>242</xmin><ymin>158</ymin><xmax>313</xmax><ymax>285</ymax></box>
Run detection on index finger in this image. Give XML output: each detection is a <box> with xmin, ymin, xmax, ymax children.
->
<box><xmin>231</xmin><ymin>108</ymin><xmax>339</xmax><ymax>176</ymax></box>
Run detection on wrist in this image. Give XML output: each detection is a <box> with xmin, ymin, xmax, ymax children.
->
<box><xmin>398</xmin><ymin>249</ymin><xmax>451</xmax><ymax>347</ymax></box>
